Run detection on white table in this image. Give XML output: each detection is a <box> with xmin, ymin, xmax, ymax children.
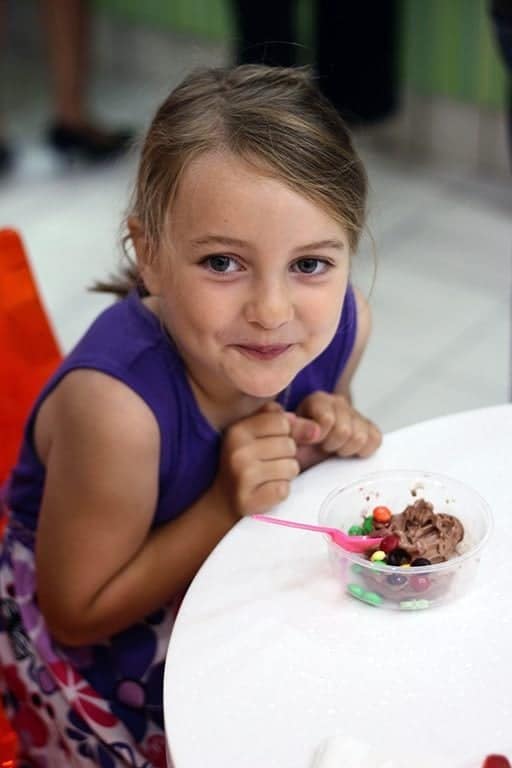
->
<box><xmin>164</xmin><ymin>405</ymin><xmax>512</xmax><ymax>768</ymax></box>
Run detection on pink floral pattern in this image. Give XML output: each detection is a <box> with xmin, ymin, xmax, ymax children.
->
<box><xmin>0</xmin><ymin>519</ymin><xmax>177</xmax><ymax>767</ymax></box>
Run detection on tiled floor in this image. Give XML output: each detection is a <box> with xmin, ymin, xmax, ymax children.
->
<box><xmin>1</xmin><ymin>33</ymin><xmax>510</xmax><ymax>435</ymax></box>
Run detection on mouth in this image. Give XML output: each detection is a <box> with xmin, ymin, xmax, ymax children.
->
<box><xmin>232</xmin><ymin>344</ymin><xmax>293</xmax><ymax>361</ymax></box>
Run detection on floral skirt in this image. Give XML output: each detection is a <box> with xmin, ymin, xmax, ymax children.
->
<box><xmin>0</xmin><ymin>518</ymin><xmax>178</xmax><ymax>767</ymax></box>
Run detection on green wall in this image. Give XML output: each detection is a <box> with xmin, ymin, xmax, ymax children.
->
<box><xmin>94</xmin><ymin>0</ymin><xmax>234</xmax><ymax>40</ymax></box>
<box><xmin>95</xmin><ymin>0</ymin><xmax>507</xmax><ymax>109</ymax></box>
<box><xmin>401</xmin><ymin>0</ymin><xmax>505</xmax><ymax>108</ymax></box>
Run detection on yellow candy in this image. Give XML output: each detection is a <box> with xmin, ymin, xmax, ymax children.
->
<box><xmin>370</xmin><ymin>550</ymin><xmax>386</xmax><ymax>562</ymax></box>
<box><xmin>400</xmin><ymin>563</ymin><xmax>411</xmax><ymax>568</ymax></box>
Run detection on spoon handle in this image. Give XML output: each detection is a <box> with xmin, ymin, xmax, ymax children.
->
<box><xmin>251</xmin><ymin>514</ymin><xmax>332</xmax><ymax>535</ymax></box>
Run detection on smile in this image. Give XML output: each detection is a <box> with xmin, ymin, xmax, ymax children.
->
<box><xmin>233</xmin><ymin>344</ymin><xmax>293</xmax><ymax>361</ymax></box>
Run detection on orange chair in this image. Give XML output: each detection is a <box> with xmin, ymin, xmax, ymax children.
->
<box><xmin>0</xmin><ymin>229</ymin><xmax>62</xmax><ymax>488</ymax></box>
<box><xmin>0</xmin><ymin>229</ymin><xmax>62</xmax><ymax>764</ymax></box>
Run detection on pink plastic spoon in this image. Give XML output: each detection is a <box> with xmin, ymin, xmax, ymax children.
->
<box><xmin>251</xmin><ymin>514</ymin><xmax>384</xmax><ymax>553</ymax></box>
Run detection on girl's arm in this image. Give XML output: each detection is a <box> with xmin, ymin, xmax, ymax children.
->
<box><xmin>35</xmin><ymin>371</ymin><xmax>315</xmax><ymax>646</ymax></box>
<box><xmin>35</xmin><ymin>369</ymin><xmax>236</xmax><ymax>646</ymax></box>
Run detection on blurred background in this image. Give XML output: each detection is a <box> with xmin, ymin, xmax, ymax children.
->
<box><xmin>1</xmin><ymin>0</ymin><xmax>510</xmax><ymax>434</ymax></box>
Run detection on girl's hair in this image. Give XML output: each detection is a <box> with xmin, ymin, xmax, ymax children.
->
<box><xmin>96</xmin><ymin>64</ymin><xmax>368</xmax><ymax>297</ymax></box>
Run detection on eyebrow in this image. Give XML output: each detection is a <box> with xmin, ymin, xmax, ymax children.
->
<box><xmin>190</xmin><ymin>235</ymin><xmax>345</xmax><ymax>251</ymax></box>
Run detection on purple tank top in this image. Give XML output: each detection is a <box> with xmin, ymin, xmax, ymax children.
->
<box><xmin>6</xmin><ymin>286</ymin><xmax>357</xmax><ymax>534</ymax></box>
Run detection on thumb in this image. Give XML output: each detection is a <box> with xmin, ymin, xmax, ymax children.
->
<box><xmin>287</xmin><ymin>413</ymin><xmax>322</xmax><ymax>444</ymax></box>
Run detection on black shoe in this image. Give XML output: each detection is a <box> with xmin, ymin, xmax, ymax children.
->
<box><xmin>47</xmin><ymin>121</ymin><xmax>134</xmax><ymax>164</ymax></box>
<box><xmin>0</xmin><ymin>142</ymin><xmax>13</xmax><ymax>177</ymax></box>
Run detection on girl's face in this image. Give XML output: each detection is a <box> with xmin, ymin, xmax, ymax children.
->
<box><xmin>142</xmin><ymin>151</ymin><xmax>351</xmax><ymax>415</ymax></box>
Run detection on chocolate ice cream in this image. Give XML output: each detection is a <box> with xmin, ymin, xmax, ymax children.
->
<box><xmin>377</xmin><ymin>498</ymin><xmax>464</xmax><ymax>563</ymax></box>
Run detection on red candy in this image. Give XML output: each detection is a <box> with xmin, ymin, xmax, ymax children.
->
<box><xmin>410</xmin><ymin>574</ymin><xmax>431</xmax><ymax>593</ymax></box>
<box><xmin>380</xmin><ymin>534</ymin><xmax>400</xmax><ymax>553</ymax></box>
<box><xmin>482</xmin><ymin>758</ymin><xmax>512</xmax><ymax>768</ymax></box>
<box><xmin>372</xmin><ymin>505</ymin><xmax>392</xmax><ymax>524</ymax></box>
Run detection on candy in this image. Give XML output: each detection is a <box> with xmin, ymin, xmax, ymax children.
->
<box><xmin>386</xmin><ymin>547</ymin><xmax>411</xmax><ymax>566</ymax></box>
<box><xmin>380</xmin><ymin>534</ymin><xmax>400</xmax><ymax>553</ymax></box>
<box><xmin>361</xmin><ymin>591</ymin><xmax>384</xmax><ymax>606</ymax></box>
<box><xmin>399</xmin><ymin>598</ymin><xmax>430</xmax><ymax>610</ymax></box>
<box><xmin>351</xmin><ymin>563</ymin><xmax>364</xmax><ymax>574</ymax></box>
<box><xmin>482</xmin><ymin>757</ymin><xmax>512</xmax><ymax>768</ymax></box>
<box><xmin>362</xmin><ymin>517</ymin><xmax>374</xmax><ymax>534</ymax></box>
<box><xmin>372</xmin><ymin>505</ymin><xmax>392</xmax><ymax>524</ymax></box>
<box><xmin>347</xmin><ymin>583</ymin><xmax>365</xmax><ymax>598</ymax></box>
<box><xmin>410</xmin><ymin>574</ymin><xmax>431</xmax><ymax>592</ymax></box>
<box><xmin>411</xmin><ymin>557</ymin><xmax>432</xmax><ymax>567</ymax></box>
<box><xmin>348</xmin><ymin>525</ymin><xmax>364</xmax><ymax>536</ymax></box>
<box><xmin>386</xmin><ymin>572</ymin><xmax>408</xmax><ymax>587</ymax></box>
<box><xmin>347</xmin><ymin>584</ymin><xmax>384</xmax><ymax>606</ymax></box>
<box><xmin>370</xmin><ymin>550</ymin><xmax>386</xmax><ymax>562</ymax></box>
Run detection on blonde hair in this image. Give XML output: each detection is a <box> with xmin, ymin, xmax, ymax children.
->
<box><xmin>97</xmin><ymin>64</ymin><xmax>368</xmax><ymax>297</ymax></box>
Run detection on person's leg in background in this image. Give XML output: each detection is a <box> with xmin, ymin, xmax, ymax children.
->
<box><xmin>489</xmin><ymin>0</ymin><xmax>512</xmax><ymax>170</ymax></box>
<box><xmin>42</xmin><ymin>0</ymin><xmax>132</xmax><ymax>162</ymax></box>
<box><xmin>0</xmin><ymin>0</ymin><xmax>12</xmax><ymax>174</ymax></box>
<box><xmin>314</xmin><ymin>0</ymin><xmax>400</xmax><ymax>126</ymax></box>
<box><xmin>230</xmin><ymin>0</ymin><xmax>298</xmax><ymax>68</ymax></box>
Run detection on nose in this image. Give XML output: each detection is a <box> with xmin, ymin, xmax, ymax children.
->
<box><xmin>244</xmin><ymin>279</ymin><xmax>293</xmax><ymax>330</ymax></box>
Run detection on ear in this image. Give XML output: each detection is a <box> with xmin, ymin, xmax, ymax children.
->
<box><xmin>127</xmin><ymin>216</ymin><xmax>162</xmax><ymax>295</ymax></box>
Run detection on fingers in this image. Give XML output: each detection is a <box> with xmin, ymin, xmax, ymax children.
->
<box><xmin>220</xmin><ymin>405</ymin><xmax>301</xmax><ymax>517</ymax></box>
<box><xmin>296</xmin><ymin>392</ymin><xmax>382</xmax><ymax>459</ymax></box>
<box><xmin>321</xmin><ymin>398</ymin><xmax>352</xmax><ymax>453</ymax></box>
<box><xmin>287</xmin><ymin>413</ymin><xmax>321</xmax><ymax>444</ymax></box>
<box><xmin>230</xmin><ymin>407</ymin><xmax>291</xmax><ymax>443</ymax></box>
<box><xmin>218</xmin><ymin>396</ymin><xmax>382</xmax><ymax>519</ymax></box>
<box><xmin>334</xmin><ymin>412</ymin><xmax>382</xmax><ymax>457</ymax></box>
<box><xmin>231</xmin><ymin>449</ymin><xmax>300</xmax><ymax>516</ymax></box>
<box><xmin>298</xmin><ymin>391</ymin><xmax>351</xmax><ymax>452</ymax></box>
<box><xmin>296</xmin><ymin>391</ymin><xmax>342</xmax><ymax>442</ymax></box>
<box><xmin>354</xmin><ymin>421</ymin><xmax>382</xmax><ymax>458</ymax></box>
<box><xmin>230</xmin><ymin>436</ymin><xmax>296</xmax><ymax>469</ymax></box>
<box><xmin>258</xmin><ymin>400</ymin><xmax>285</xmax><ymax>415</ymax></box>
<box><xmin>245</xmin><ymin>480</ymin><xmax>291</xmax><ymax>514</ymax></box>
<box><xmin>242</xmin><ymin>457</ymin><xmax>300</xmax><ymax>487</ymax></box>
<box><xmin>229</xmin><ymin>402</ymin><xmax>320</xmax><ymax>445</ymax></box>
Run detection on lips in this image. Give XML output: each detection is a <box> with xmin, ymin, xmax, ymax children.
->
<box><xmin>233</xmin><ymin>344</ymin><xmax>293</xmax><ymax>361</ymax></box>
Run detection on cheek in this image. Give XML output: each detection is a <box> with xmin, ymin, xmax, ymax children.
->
<box><xmin>181</xmin><ymin>289</ymin><xmax>239</xmax><ymax>337</ymax></box>
<box><xmin>302</xmin><ymin>288</ymin><xmax>346</xmax><ymax>331</ymax></box>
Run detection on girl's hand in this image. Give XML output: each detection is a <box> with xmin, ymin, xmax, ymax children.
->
<box><xmin>294</xmin><ymin>391</ymin><xmax>382</xmax><ymax>470</ymax></box>
<box><xmin>214</xmin><ymin>402</ymin><xmax>319</xmax><ymax>517</ymax></box>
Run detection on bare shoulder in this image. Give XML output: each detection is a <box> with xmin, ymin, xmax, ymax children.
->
<box><xmin>35</xmin><ymin>368</ymin><xmax>160</xmax><ymax>466</ymax></box>
<box><xmin>35</xmin><ymin>369</ymin><xmax>162</xmax><ymax>643</ymax></box>
<box><xmin>335</xmin><ymin>286</ymin><xmax>372</xmax><ymax>398</ymax></box>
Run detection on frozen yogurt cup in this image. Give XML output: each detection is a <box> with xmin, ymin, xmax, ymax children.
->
<box><xmin>318</xmin><ymin>469</ymin><xmax>492</xmax><ymax>610</ymax></box>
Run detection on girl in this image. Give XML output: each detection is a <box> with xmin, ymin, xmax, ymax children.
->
<box><xmin>0</xmin><ymin>65</ymin><xmax>381</xmax><ymax>766</ymax></box>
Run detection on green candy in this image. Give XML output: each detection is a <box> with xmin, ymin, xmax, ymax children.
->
<box><xmin>362</xmin><ymin>516</ymin><xmax>374</xmax><ymax>534</ymax></box>
<box><xmin>399</xmin><ymin>598</ymin><xmax>430</xmax><ymax>611</ymax></box>
<box><xmin>347</xmin><ymin>584</ymin><xmax>384</xmax><ymax>607</ymax></box>
<box><xmin>351</xmin><ymin>563</ymin><xmax>364</xmax><ymax>574</ymax></box>
<box><xmin>348</xmin><ymin>524</ymin><xmax>364</xmax><ymax>536</ymax></box>
<box><xmin>361</xmin><ymin>591</ymin><xmax>384</xmax><ymax>606</ymax></box>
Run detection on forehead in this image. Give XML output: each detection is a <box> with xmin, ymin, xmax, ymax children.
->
<box><xmin>169</xmin><ymin>150</ymin><xmax>347</xmax><ymax>244</ymax></box>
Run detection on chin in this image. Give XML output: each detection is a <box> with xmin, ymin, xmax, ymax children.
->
<box><xmin>236</xmin><ymin>377</ymin><xmax>291</xmax><ymax>399</ymax></box>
